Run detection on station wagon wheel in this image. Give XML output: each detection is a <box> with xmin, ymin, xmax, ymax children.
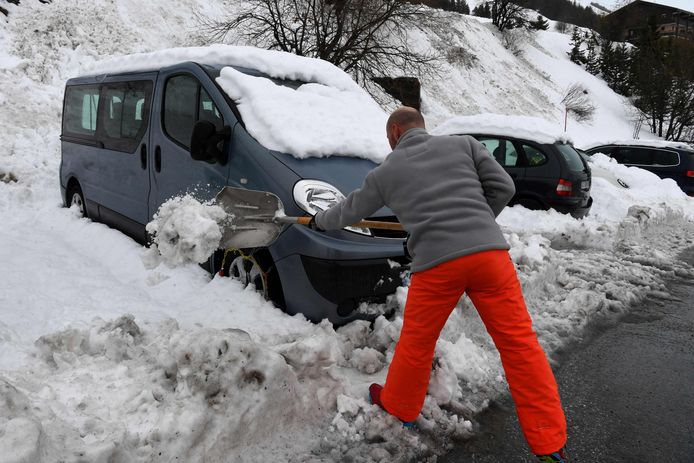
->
<box><xmin>66</xmin><ymin>182</ymin><xmax>87</xmax><ymax>218</ymax></box>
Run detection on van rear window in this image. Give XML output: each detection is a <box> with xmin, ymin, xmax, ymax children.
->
<box><xmin>63</xmin><ymin>85</ymin><xmax>100</xmax><ymax>139</ymax></box>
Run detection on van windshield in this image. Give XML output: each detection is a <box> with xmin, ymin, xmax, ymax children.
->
<box><xmin>556</xmin><ymin>144</ymin><xmax>587</xmax><ymax>172</ymax></box>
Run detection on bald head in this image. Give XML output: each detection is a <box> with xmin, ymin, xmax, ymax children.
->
<box><xmin>386</xmin><ymin>106</ymin><xmax>426</xmax><ymax>149</ymax></box>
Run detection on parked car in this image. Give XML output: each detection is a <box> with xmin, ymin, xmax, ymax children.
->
<box><xmin>433</xmin><ymin>116</ymin><xmax>593</xmax><ymax>218</ymax></box>
<box><xmin>59</xmin><ymin>47</ymin><xmax>407</xmax><ymax>325</ymax></box>
<box><xmin>582</xmin><ymin>141</ymin><xmax>694</xmax><ymax>196</ymax></box>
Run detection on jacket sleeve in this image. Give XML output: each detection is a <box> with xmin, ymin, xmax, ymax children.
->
<box><xmin>468</xmin><ymin>137</ymin><xmax>516</xmax><ymax>217</ymax></box>
<box><xmin>315</xmin><ymin>169</ymin><xmax>385</xmax><ymax>230</ymax></box>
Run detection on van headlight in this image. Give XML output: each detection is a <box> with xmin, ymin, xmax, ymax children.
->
<box><xmin>293</xmin><ymin>180</ymin><xmax>372</xmax><ymax>236</ymax></box>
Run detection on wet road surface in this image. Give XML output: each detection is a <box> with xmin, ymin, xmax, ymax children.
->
<box><xmin>440</xmin><ymin>248</ymin><xmax>694</xmax><ymax>462</ymax></box>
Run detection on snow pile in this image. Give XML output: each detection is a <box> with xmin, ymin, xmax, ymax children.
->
<box><xmin>146</xmin><ymin>195</ymin><xmax>227</xmax><ymax>267</ymax></box>
<box><xmin>83</xmin><ymin>44</ymin><xmax>361</xmax><ymax>92</ymax></box>
<box><xmin>217</xmin><ymin>67</ymin><xmax>390</xmax><ymax>161</ymax></box>
<box><xmin>432</xmin><ymin>113</ymin><xmax>572</xmax><ymax>145</ymax></box>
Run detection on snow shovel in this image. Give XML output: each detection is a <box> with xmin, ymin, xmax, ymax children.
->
<box><xmin>215</xmin><ymin>186</ymin><xmax>404</xmax><ymax>249</ymax></box>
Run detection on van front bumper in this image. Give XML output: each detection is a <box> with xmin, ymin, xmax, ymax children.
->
<box><xmin>269</xmin><ymin>224</ymin><xmax>407</xmax><ymax>325</ymax></box>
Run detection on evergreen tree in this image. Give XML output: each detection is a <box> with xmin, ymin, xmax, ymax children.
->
<box><xmin>599</xmin><ymin>40</ymin><xmax>615</xmax><ymax>84</ymax></box>
<box><xmin>568</xmin><ymin>27</ymin><xmax>584</xmax><ymax>64</ymax></box>
<box><xmin>529</xmin><ymin>15</ymin><xmax>549</xmax><ymax>31</ymax></box>
<box><xmin>584</xmin><ymin>33</ymin><xmax>600</xmax><ymax>75</ymax></box>
<box><xmin>473</xmin><ymin>2</ymin><xmax>491</xmax><ymax>18</ymax></box>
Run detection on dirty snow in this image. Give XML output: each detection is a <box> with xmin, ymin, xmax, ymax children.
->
<box><xmin>1</xmin><ymin>1</ymin><xmax>694</xmax><ymax>463</ymax></box>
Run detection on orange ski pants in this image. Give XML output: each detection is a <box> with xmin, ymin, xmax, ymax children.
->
<box><xmin>380</xmin><ymin>249</ymin><xmax>566</xmax><ymax>455</ymax></box>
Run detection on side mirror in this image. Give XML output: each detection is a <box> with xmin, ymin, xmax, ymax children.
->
<box><xmin>190</xmin><ymin>121</ymin><xmax>231</xmax><ymax>164</ymax></box>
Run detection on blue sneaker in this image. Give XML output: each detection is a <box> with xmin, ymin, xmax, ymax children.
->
<box><xmin>536</xmin><ymin>447</ymin><xmax>568</xmax><ymax>462</ymax></box>
<box><xmin>368</xmin><ymin>384</ymin><xmax>415</xmax><ymax>428</ymax></box>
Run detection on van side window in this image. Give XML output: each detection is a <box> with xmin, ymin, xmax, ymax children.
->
<box><xmin>164</xmin><ymin>75</ymin><xmax>224</xmax><ymax>149</ymax></box>
<box><xmin>101</xmin><ymin>81</ymin><xmax>153</xmax><ymax>152</ymax></box>
<box><xmin>63</xmin><ymin>85</ymin><xmax>100</xmax><ymax>139</ymax></box>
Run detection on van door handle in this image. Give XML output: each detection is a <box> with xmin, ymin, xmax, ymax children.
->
<box><xmin>155</xmin><ymin>146</ymin><xmax>161</xmax><ymax>173</ymax></box>
<box><xmin>140</xmin><ymin>144</ymin><xmax>147</xmax><ymax>170</ymax></box>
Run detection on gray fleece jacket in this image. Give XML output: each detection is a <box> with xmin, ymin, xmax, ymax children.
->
<box><xmin>315</xmin><ymin>128</ymin><xmax>516</xmax><ymax>272</ymax></box>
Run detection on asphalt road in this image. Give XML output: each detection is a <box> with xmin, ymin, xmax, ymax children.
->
<box><xmin>440</xmin><ymin>248</ymin><xmax>694</xmax><ymax>462</ymax></box>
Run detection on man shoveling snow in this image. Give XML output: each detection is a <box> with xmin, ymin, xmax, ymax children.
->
<box><xmin>313</xmin><ymin>107</ymin><xmax>569</xmax><ymax>462</ymax></box>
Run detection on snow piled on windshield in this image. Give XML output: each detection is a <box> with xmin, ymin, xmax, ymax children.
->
<box><xmin>432</xmin><ymin>113</ymin><xmax>572</xmax><ymax>145</ymax></box>
<box><xmin>217</xmin><ymin>66</ymin><xmax>390</xmax><ymax>161</ymax></box>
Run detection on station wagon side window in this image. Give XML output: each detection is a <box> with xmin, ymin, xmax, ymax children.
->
<box><xmin>62</xmin><ymin>85</ymin><xmax>100</xmax><ymax>140</ymax></box>
<box><xmin>100</xmin><ymin>81</ymin><xmax>153</xmax><ymax>152</ymax></box>
<box><xmin>164</xmin><ymin>75</ymin><xmax>224</xmax><ymax>150</ymax></box>
<box><xmin>521</xmin><ymin>144</ymin><xmax>548</xmax><ymax>167</ymax></box>
<box><xmin>652</xmin><ymin>149</ymin><xmax>679</xmax><ymax>166</ymax></box>
<box><xmin>477</xmin><ymin>137</ymin><xmax>522</xmax><ymax>167</ymax></box>
<box><xmin>613</xmin><ymin>147</ymin><xmax>653</xmax><ymax>165</ymax></box>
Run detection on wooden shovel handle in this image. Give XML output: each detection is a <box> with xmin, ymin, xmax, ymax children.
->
<box><xmin>294</xmin><ymin>216</ymin><xmax>404</xmax><ymax>231</ymax></box>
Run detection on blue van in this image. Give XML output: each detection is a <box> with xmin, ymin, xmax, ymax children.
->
<box><xmin>59</xmin><ymin>54</ymin><xmax>407</xmax><ymax>325</ymax></box>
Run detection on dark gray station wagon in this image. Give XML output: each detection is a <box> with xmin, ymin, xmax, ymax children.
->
<box><xmin>583</xmin><ymin>142</ymin><xmax>694</xmax><ymax>196</ymax></box>
<box><xmin>60</xmin><ymin>54</ymin><xmax>407</xmax><ymax>325</ymax></box>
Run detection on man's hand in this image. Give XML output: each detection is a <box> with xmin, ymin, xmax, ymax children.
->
<box><xmin>308</xmin><ymin>215</ymin><xmax>324</xmax><ymax>231</ymax></box>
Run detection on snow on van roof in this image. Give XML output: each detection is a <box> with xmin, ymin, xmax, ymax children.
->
<box><xmin>83</xmin><ymin>45</ymin><xmax>390</xmax><ymax>162</ymax></box>
<box><xmin>432</xmin><ymin>114</ymin><xmax>572</xmax><ymax>145</ymax></box>
<box><xmin>82</xmin><ymin>44</ymin><xmax>360</xmax><ymax>92</ymax></box>
<box><xmin>580</xmin><ymin>139</ymin><xmax>694</xmax><ymax>152</ymax></box>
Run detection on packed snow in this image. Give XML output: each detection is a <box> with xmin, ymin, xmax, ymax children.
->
<box><xmin>145</xmin><ymin>195</ymin><xmax>227</xmax><ymax>268</ymax></box>
<box><xmin>1</xmin><ymin>1</ymin><xmax>694</xmax><ymax>462</ymax></box>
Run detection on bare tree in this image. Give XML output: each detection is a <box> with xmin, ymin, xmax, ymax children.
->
<box><xmin>490</xmin><ymin>0</ymin><xmax>527</xmax><ymax>32</ymax></box>
<box><xmin>199</xmin><ymin>0</ymin><xmax>439</xmax><ymax>83</ymax></box>
<box><xmin>561</xmin><ymin>83</ymin><xmax>596</xmax><ymax>124</ymax></box>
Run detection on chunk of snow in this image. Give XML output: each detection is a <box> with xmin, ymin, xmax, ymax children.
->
<box><xmin>146</xmin><ymin>195</ymin><xmax>227</xmax><ymax>267</ymax></box>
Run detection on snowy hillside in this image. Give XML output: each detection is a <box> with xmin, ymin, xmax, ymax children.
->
<box><xmin>1</xmin><ymin>1</ymin><xmax>694</xmax><ymax>462</ymax></box>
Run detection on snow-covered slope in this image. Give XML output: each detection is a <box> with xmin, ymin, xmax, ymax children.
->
<box><xmin>1</xmin><ymin>2</ymin><xmax>693</xmax><ymax>462</ymax></box>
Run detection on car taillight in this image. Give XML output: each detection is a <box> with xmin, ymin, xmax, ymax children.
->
<box><xmin>556</xmin><ymin>179</ymin><xmax>572</xmax><ymax>196</ymax></box>
<box><xmin>686</xmin><ymin>170</ymin><xmax>694</xmax><ymax>177</ymax></box>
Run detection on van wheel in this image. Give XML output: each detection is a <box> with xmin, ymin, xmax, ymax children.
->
<box><xmin>66</xmin><ymin>183</ymin><xmax>87</xmax><ymax>218</ymax></box>
<box><xmin>228</xmin><ymin>254</ymin><xmax>268</xmax><ymax>298</ymax></box>
<box><xmin>212</xmin><ymin>249</ymin><xmax>284</xmax><ymax>306</ymax></box>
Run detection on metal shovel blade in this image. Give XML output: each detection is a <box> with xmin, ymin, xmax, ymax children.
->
<box><xmin>215</xmin><ymin>187</ymin><xmax>285</xmax><ymax>249</ymax></box>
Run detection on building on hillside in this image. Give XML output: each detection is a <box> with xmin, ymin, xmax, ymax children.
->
<box><xmin>605</xmin><ymin>0</ymin><xmax>694</xmax><ymax>43</ymax></box>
